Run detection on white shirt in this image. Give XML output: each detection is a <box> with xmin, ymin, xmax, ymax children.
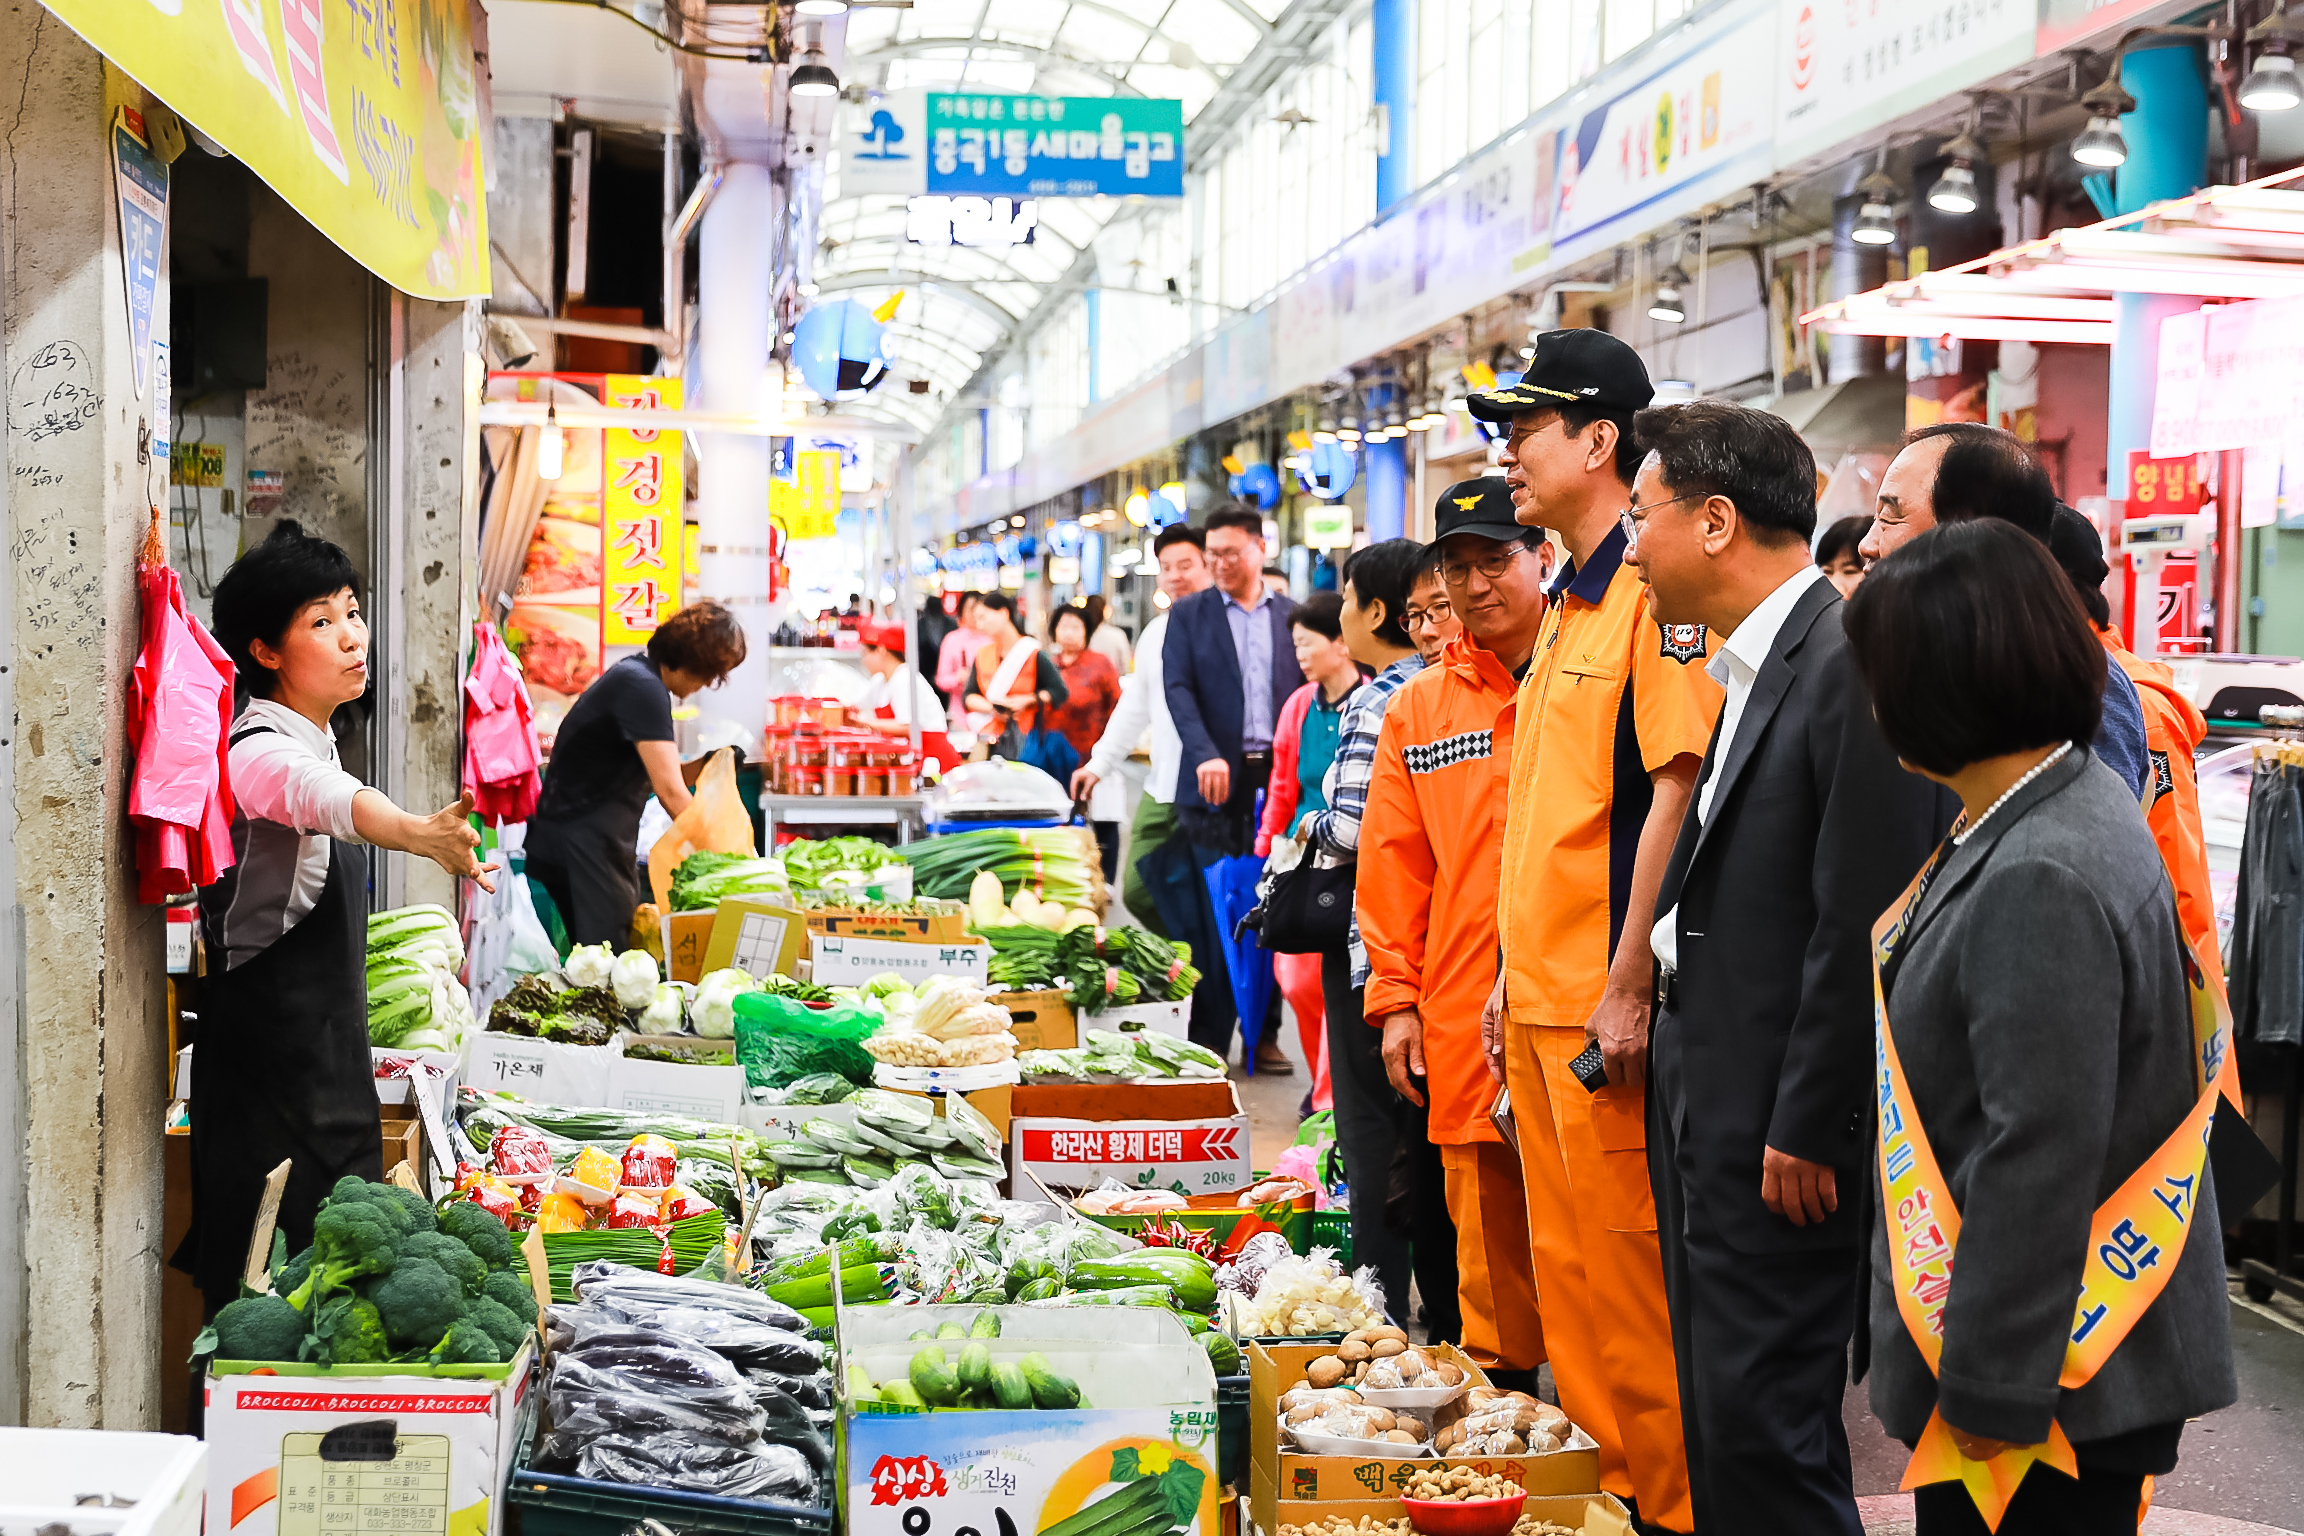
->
<box><xmin>862</xmin><ymin>668</ymin><xmax>948</xmax><ymax>731</ymax></box>
<box><xmin>1651</xmin><ymin>563</ymin><xmax>1826</xmax><ymax>974</ymax></box>
<box><xmin>1089</xmin><ymin>622</ymin><xmax>1133</xmax><ymax>675</ymax></box>
<box><xmin>1086</xmin><ymin>610</ymin><xmax>1181</xmax><ymax>804</ymax></box>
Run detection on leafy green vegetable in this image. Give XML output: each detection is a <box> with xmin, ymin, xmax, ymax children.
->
<box><xmin>670</xmin><ymin>851</ymin><xmax>792</xmax><ymax>911</ymax></box>
<box><xmin>779</xmin><ymin>836</ymin><xmax>908</xmax><ymax>892</ymax></box>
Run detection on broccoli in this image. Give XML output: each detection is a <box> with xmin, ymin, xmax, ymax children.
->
<box><xmin>274</xmin><ymin>1246</ymin><xmax>314</xmax><ymax>1305</ymax></box>
<box><xmin>369</xmin><ymin>1255</ymin><xmax>467</xmax><ymax>1350</ymax></box>
<box><xmin>432</xmin><ymin>1317</ymin><xmax>505</xmax><ymax>1365</ymax></box>
<box><xmin>438</xmin><ymin>1201</ymin><xmax>518</xmax><ymax>1270</ymax></box>
<box><xmin>288</xmin><ymin>1203</ymin><xmax>398</xmax><ymax>1308</ymax></box>
<box><xmin>464</xmin><ymin>1295</ymin><xmax>532</xmax><ymax>1357</ymax></box>
<box><xmin>311</xmin><ymin>1294</ymin><xmax>390</xmax><ymax>1366</ymax></box>
<box><xmin>323</xmin><ymin>1177</ymin><xmax>414</xmax><ymax>1239</ymax></box>
<box><xmin>400</xmin><ymin>1232</ymin><xmax>486</xmax><ymax>1297</ymax></box>
<box><xmin>481</xmin><ymin>1267</ymin><xmax>538</xmax><ymax>1324</ymax></box>
<box><xmin>212</xmin><ymin>1295</ymin><xmax>309</xmax><ymax>1362</ymax></box>
<box><xmin>374</xmin><ymin>1183</ymin><xmax>437</xmax><ymax>1233</ymax></box>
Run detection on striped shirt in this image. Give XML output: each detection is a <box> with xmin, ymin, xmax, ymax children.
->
<box><xmin>1299</xmin><ymin>653</ymin><xmax>1426</xmax><ymax>986</ymax></box>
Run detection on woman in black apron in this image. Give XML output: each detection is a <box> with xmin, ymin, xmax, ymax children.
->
<box><xmin>525</xmin><ymin>602</ymin><xmax>747</xmax><ymax>944</ymax></box>
<box><xmin>179</xmin><ymin>521</ymin><xmax>497</xmax><ymax>1313</ymax></box>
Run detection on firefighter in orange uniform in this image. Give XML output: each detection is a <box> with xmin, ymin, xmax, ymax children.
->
<box><xmin>1474</xmin><ymin>333</ymin><xmax>1720</xmax><ymax>1534</ymax></box>
<box><xmin>1359</xmin><ymin>477</ymin><xmax>1551</xmax><ymax>1382</ymax></box>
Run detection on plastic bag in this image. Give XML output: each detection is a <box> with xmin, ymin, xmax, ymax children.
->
<box><xmin>733</xmin><ymin>992</ymin><xmax>880</xmax><ymax>1090</ymax></box>
<box><xmin>647</xmin><ymin>747</ymin><xmax>757</xmax><ymax>914</ymax></box>
<box><xmin>575</xmin><ymin>1438</ymin><xmax>817</xmax><ymax>1502</ymax></box>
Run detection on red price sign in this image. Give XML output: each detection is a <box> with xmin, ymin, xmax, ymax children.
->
<box><xmin>869</xmin><ymin>1455</ymin><xmax>950</xmax><ymax>1505</ymax></box>
<box><xmin>2126</xmin><ymin>451</ymin><xmax>2204</xmax><ymax>516</ymax></box>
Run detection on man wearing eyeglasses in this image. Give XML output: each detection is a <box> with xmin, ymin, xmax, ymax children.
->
<box><xmin>1403</xmin><ymin>566</ymin><xmax>1461</xmax><ymax>667</ymax></box>
<box><xmin>1358</xmin><ymin>478</ymin><xmax>1552</xmax><ymax>1391</ymax></box>
<box><xmin>1472</xmin><ymin>330</ymin><xmax>1719</xmax><ymax>1535</ymax></box>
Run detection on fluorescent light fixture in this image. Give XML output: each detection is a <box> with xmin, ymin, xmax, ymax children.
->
<box><xmin>2073</xmin><ymin>115</ymin><xmax>2128</xmax><ymax>168</ymax></box>
<box><xmin>1929</xmin><ymin>130</ymin><xmax>1985</xmax><ymax>214</ymax></box>
<box><xmin>2242</xmin><ymin>53</ymin><xmax>2303</xmax><ymax>111</ymax></box>
<box><xmin>1853</xmin><ymin>199</ymin><xmax>1897</xmax><ymax>245</ymax></box>
<box><xmin>1405</xmin><ymin>414</ymin><xmax>1434</xmax><ymax>432</ymax></box>
<box><xmin>795</xmin><ymin>0</ymin><xmax>847</xmax><ymax>13</ymax></box>
<box><xmin>789</xmin><ymin>51</ymin><xmax>841</xmax><ymax>97</ymax></box>
<box><xmin>537</xmin><ymin>405</ymin><xmax>565</xmax><ymax>481</ymax></box>
<box><xmin>1124</xmin><ymin>492</ymin><xmax>1151</xmax><ymax>525</ymax></box>
<box><xmin>1814</xmin><ymin>316</ymin><xmax>2117</xmax><ymax>344</ymax></box>
<box><xmin>1648</xmin><ymin>264</ymin><xmax>1689</xmax><ymax>323</ymax></box>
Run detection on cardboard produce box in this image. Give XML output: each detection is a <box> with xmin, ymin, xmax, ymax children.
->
<box><xmin>813</xmin><ymin>933</ymin><xmax>991</xmax><ymax>987</ymax></box>
<box><xmin>1247</xmin><ymin>1486</ymin><xmax>1632</xmax><ymax>1536</ymax></box>
<box><xmin>664</xmin><ymin>909</ymin><xmax>717</xmax><ymax>981</ymax></box>
<box><xmin>204</xmin><ymin>1345</ymin><xmax>536</xmax><ymax>1536</ymax></box>
<box><xmin>462</xmin><ymin>1031</ymin><xmax>622</xmax><ymax>1106</ymax></box>
<box><xmin>1001</xmin><ymin>989</ymin><xmax>1077</xmax><ymax>1051</ymax></box>
<box><xmin>805</xmin><ymin>903</ymin><xmax>971</xmax><ymax>941</ymax></box>
<box><xmin>1010</xmin><ymin>1080</ymin><xmax>1252</xmax><ymax>1198</ymax></box>
<box><xmin>1248</xmin><ymin>1342</ymin><xmax>1601</xmax><ymax>1508</ymax></box>
<box><xmin>842</xmin><ymin>1303</ymin><xmax>1221</xmax><ymax>1536</ymax></box>
<box><xmin>604</xmin><ymin>1037</ymin><xmax>749</xmax><ymax>1122</ymax></box>
<box><xmin>1096</xmin><ymin>999</ymin><xmax>1190</xmax><ymax>1038</ymax></box>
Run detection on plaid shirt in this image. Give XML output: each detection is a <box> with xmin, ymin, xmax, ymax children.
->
<box><xmin>1298</xmin><ymin>654</ymin><xmax>1426</xmax><ymax>986</ymax></box>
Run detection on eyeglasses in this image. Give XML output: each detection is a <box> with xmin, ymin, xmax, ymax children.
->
<box><xmin>1439</xmin><ymin>547</ymin><xmax>1528</xmax><ymax>585</ymax></box>
<box><xmin>1617</xmin><ymin>491</ymin><xmax>1704</xmax><ymax>551</ymax></box>
<box><xmin>1403</xmin><ymin>600</ymin><xmax>1454</xmax><ymax>631</ymax></box>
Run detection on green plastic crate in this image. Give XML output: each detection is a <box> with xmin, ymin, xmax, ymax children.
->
<box><xmin>1310</xmin><ymin>1208</ymin><xmax>1352</xmax><ymax>1268</ymax></box>
<box><xmin>506</xmin><ymin>1407</ymin><xmax>834</xmax><ymax>1536</ymax></box>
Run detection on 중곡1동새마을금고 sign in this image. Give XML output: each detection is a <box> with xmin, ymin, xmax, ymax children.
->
<box><xmin>39</xmin><ymin>0</ymin><xmax>490</xmax><ymax>300</ymax></box>
<box><xmin>926</xmin><ymin>93</ymin><xmax>1183</xmax><ymax>199</ymax></box>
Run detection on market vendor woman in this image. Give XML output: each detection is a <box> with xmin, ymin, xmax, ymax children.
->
<box><xmin>525</xmin><ymin>601</ymin><xmax>747</xmax><ymax>944</ymax></box>
<box><xmin>182</xmin><ymin>521</ymin><xmax>498</xmax><ymax>1315</ymax></box>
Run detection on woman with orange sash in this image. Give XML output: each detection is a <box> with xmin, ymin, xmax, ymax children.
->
<box><xmin>1841</xmin><ymin>520</ymin><xmax>2235</xmax><ymax>1536</ymax></box>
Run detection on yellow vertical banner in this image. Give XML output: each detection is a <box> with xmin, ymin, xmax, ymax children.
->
<box><xmin>600</xmin><ymin>375</ymin><xmax>684</xmax><ymax>646</ymax></box>
<box><xmin>771</xmin><ymin>449</ymin><xmax>844</xmax><ymax>541</ymax></box>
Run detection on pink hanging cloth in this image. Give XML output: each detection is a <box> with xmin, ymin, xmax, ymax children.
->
<box><xmin>127</xmin><ymin>509</ymin><xmax>238</xmax><ymax>902</ymax></box>
<box><xmin>464</xmin><ymin>620</ymin><xmax>543</xmax><ymax>825</ymax></box>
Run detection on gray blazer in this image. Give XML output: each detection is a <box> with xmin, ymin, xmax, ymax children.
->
<box><xmin>1869</xmin><ymin>748</ymin><xmax>2235</xmax><ymax>1448</ymax></box>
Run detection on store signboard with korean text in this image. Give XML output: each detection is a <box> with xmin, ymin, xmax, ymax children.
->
<box><xmin>40</xmin><ymin>0</ymin><xmax>489</xmax><ymax>299</ymax></box>
<box><xmin>2125</xmin><ymin>451</ymin><xmax>2204</xmax><ymax>516</ymax></box>
<box><xmin>1547</xmin><ymin>4</ymin><xmax>1774</xmax><ymax>259</ymax></box>
<box><xmin>926</xmin><ymin>94</ymin><xmax>1183</xmax><ymax>199</ymax></box>
<box><xmin>600</xmin><ymin>375</ymin><xmax>685</xmax><ymax>647</ymax></box>
<box><xmin>2150</xmin><ymin>298</ymin><xmax>2304</xmax><ymax>456</ymax></box>
<box><xmin>772</xmin><ymin>450</ymin><xmax>844</xmax><ymax>541</ymax></box>
<box><xmin>1773</xmin><ymin>0</ymin><xmax>2036</xmax><ymax>168</ymax></box>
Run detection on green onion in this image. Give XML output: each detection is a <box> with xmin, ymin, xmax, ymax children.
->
<box><xmin>902</xmin><ymin>827</ymin><xmax>1104</xmax><ymax>909</ymax></box>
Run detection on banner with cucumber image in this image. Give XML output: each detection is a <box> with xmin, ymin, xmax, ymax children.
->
<box><xmin>1040</xmin><ymin>1441</ymin><xmax>1212</xmax><ymax>1536</ymax></box>
<box><xmin>850</xmin><ymin>1420</ymin><xmax>1217</xmax><ymax>1536</ymax></box>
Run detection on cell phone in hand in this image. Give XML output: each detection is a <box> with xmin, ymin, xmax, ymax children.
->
<box><xmin>1569</xmin><ymin>1040</ymin><xmax>1609</xmax><ymax>1093</ymax></box>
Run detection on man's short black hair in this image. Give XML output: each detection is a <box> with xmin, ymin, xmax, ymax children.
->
<box><xmin>1815</xmin><ymin>514</ymin><xmax>1869</xmax><ymax>568</ymax></box>
<box><xmin>1907</xmin><ymin>422</ymin><xmax>2057</xmax><ymax>543</ymax></box>
<box><xmin>1202</xmin><ymin>504</ymin><xmax>1264</xmax><ymax>538</ymax></box>
<box><xmin>211</xmin><ymin>519</ymin><xmax>362</xmax><ymax>700</ymax></box>
<box><xmin>1341</xmin><ymin>538</ymin><xmax>1432</xmax><ymax>650</ymax></box>
<box><xmin>1842</xmin><ymin>520</ymin><xmax>2105</xmax><ymax>777</ymax></box>
<box><xmin>1291</xmin><ymin>591</ymin><xmax>1345</xmax><ymax>641</ymax></box>
<box><xmin>1535</xmin><ymin>402</ymin><xmax>1644</xmax><ymax>486</ymax></box>
<box><xmin>1632</xmin><ymin>400</ymin><xmax>1817</xmax><ymax>545</ymax></box>
<box><xmin>1153</xmin><ymin>524</ymin><xmax>1207</xmax><ymax>555</ymax></box>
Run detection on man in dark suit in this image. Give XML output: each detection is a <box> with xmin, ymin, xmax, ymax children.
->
<box><xmin>1162</xmin><ymin>503</ymin><xmax>1302</xmax><ymax>1066</ymax></box>
<box><xmin>1621</xmin><ymin>401</ymin><xmax>1947</xmax><ymax>1534</ymax></box>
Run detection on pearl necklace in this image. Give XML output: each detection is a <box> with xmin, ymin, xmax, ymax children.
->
<box><xmin>1952</xmin><ymin>741</ymin><xmax>2073</xmax><ymax>846</ymax></box>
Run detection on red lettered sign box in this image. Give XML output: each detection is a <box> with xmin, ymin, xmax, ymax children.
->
<box><xmin>1007</xmin><ymin>1080</ymin><xmax>1251</xmax><ymax>1198</ymax></box>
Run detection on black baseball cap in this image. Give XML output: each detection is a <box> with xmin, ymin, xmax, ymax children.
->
<box><xmin>1466</xmin><ymin>328</ymin><xmax>1654</xmax><ymax>420</ymax></box>
<box><xmin>1433</xmin><ymin>477</ymin><xmax>1524</xmax><ymax>544</ymax></box>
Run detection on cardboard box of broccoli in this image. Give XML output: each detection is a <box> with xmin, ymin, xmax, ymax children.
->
<box><xmin>199</xmin><ymin>1178</ymin><xmax>541</xmax><ymax>1536</ymax></box>
<box><xmin>842</xmin><ymin>1303</ymin><xmax>1221</xmax><ymax>1536</ymax></box>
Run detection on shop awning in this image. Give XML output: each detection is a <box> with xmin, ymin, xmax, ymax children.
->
<box><xmin>1800</xmin><ymin>168</ymin><xmax>2304</xmax><ymax>347</ymax></box>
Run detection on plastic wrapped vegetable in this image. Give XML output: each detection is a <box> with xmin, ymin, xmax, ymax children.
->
<box><xmin>693</xmin><ymin>967</ymin><xmax>761</xmax><ymax>1040</ymax></box>
<box><xmin>564</xmin><ymin>944</ymin><xmax>616</xmax><ymax>989</ymax></box>
<box><xmin>611</xmin><ymin>949</ymin><xmax>661</xmax><ymax>1010</ymax></box>
<box><xmin>636</xmin><ymin>982</ymin><xmax>687</xmax><ymax>1035</ymax></box>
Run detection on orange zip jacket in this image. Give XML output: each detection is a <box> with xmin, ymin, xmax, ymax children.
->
<box><xmin>1358</xmin><ymin>633</ymin><xmax>1526</xmax><ymax>1145</ymax></box>
<box><xmin>2101</xmin><ymin>629</ymin><xmax>2219</xmax><ymax>970</ymax></box>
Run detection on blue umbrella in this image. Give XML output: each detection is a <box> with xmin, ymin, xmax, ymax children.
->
<box><xmin>1203</xmin><ymin>851</ymin><xmax>1274</xmax><ymax>1069</ymax></box>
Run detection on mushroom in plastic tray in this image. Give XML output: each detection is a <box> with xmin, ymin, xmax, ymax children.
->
<box><xmin>1276</xmin><ymin>1384</ymin><xmax>1433</xmax><ymax>1459</ymax></box>
<box><xmin>1432</xmin><ymin>1389</ymin><xmax>1575</xmax><ymax>1457</ymax></box>
<box><xmin>1295</xmin><ymin>1326</ymin><xmax>1471</xmax><ymax>1408</ymax></box>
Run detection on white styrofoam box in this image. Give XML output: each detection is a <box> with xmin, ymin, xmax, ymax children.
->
<box><xmin>461</xmin><ymin>1031</ymin><xmax>622</xmax><ymax>1107</ymax></box>
<box><xmin>0</xmin><ymin>1428</ymin><xmax>204</xmax><ymax>1536</ymax></box>
<box><xmin>604</xmin><ymin>1053</ymin><xmax>749</xmax><ymax>1123</ymax></box>
<box><xmin>810</xmin><ymin>934</ymin><xmax>991</xmax><ymax>987</ymax></box>
<box><xmin>173</xmin><ymin>1044</ymin><xmax>194</xmax><ymax>1101</ymax></box>
<box><xmin>1091</xmin><ymin>999</ymin><xmax>1189</xmax><ymax>1038</ymax></box>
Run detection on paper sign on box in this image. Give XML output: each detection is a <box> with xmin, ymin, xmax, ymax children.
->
<box><xmin>703</xmin><ymin>899</ymin><xmax>811</xmax><ymax>980</ymax></box>
<box><xmin>461</xmin><ymin>1032</ymin><xmax>621</xmax><ymax>1107</ymax></box>
<box><xmin>605</xmin><ymin>1053</ymin><xmax>749</xmax><ymax>1123</ymax></box>
<box><xmin>812</xmin><ymin>933</ymin><xmax>991</xmax><ymax>986</ymax></box>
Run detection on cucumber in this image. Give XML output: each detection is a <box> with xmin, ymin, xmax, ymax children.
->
<box><xmin>909</xmin><ymin>1344</ymin><xmax>961</xmax><ymax>1406</ymax></box>
<box><xmin>957</xmin><ymin>1341</ymin><xmax>994</xmax><ymax>1396</ymax></box>
<box><xmin>762</xmin><ymin>1236</ymin><xmax>884</xmax><ymax>1286</ymax></box>
<box><xmin>969</xmin><ymin>1308</ymin><xmax>1002</xmax><ymax>1338</ymax></box>
<box><xmin>847</xmin><ymin>1364</ymin><xmax>881</xmax><ymax>1402</ymax></box>
<box><xmin>762</xmin><ymin>1262</ymin><xmax>886</xmax><ymax>1311</ymax></box>
<box><xmin>1019</xmin><ymin>1350</ymin><xmax>1081</xmax><ymax>1410</ymax></box>
<box><xmin>1039</xmin><ymin>1478</ymin><xmax>1166</xmax><ymax>1536</ymax></box>
<box><xmin>935</xmin><ymin>1319</ymin><xmax>969</xmax><ymax>1340</ymax></box>
<box><xmin>880</xmin><ymin>1378</ymin><xmax>927</xmax><ymax>1409</ymax></box>
<box><xmin>1069</xmin><ymin>1252</ymin><xmax>1218</xmax><ymax>1311</ymax></box>
<box><xmin>989</xmin><ymin>1360</ymin><xmax>1033</xmax><ymax>1410</ymax></box>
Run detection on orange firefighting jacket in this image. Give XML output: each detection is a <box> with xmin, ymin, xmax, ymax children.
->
<box><xmin>2101</xmin><ymin>628</ymin><xmax>2219</xmax><ymax>972</ymax></box>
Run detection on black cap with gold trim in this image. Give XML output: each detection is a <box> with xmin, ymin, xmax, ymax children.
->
<box><xmin>1433</xmin><ymin>477</ymin><xmax>1524</xmax><ymax>544</ymax></box>
<box><xmin>1465</xmin><ymin>328</ymin><xmax>1654</xmax><ymax>420</ymax></box>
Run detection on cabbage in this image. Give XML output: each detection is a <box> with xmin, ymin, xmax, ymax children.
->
<box><xmin>692</xmin><ymin>968</ymin><xmax>760</xmax><ymax>1039</ymax></box>
<box><xmin>563</xmin><ymin>943</ymin><xmax>615</xmax><ymax>988</ymax></box>
<box><xmin>668</xmin><ymin>852</ymin><xmax>791</xmax><ymax>912</ymax></box>
<box><xmin>636</xmin><ymin>982</ymin><xmax>686</xmax><ymax>1035</ymax></box>
<box><xmin>610</xmin><ymin>949</ymin><xmax>660</xmax><ymax>1010</ymax></box>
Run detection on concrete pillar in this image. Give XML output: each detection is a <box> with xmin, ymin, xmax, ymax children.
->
<box><xmin>0</xmin><ymin>16</ymin><xmax>171</xmax><ymax>1427</ymax></box>
<box><xmin>2115</xmin><ymin>44</ymin><xmax>2208</xmax><ymax>216</ymax></box>
<box><xmin>390</xmin><ymin>299</ymin><xmax>483</xmax><ymax>911</ymax></box>
<box><xmin>695</xmin><ymin>163</ymin><xmax>777</xmax><ymax>748</ymax></box>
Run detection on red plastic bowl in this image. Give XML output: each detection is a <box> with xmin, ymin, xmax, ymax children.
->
<box><xmin>1400</xmin><ymin>1493</ymin><xmax>1528</xmax><ymax>1536</ymax></box>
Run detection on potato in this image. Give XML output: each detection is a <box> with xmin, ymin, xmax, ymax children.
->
<box><xmin>1528</xmin><ymin>1429</ymin><xmax>1561</xmax><ymax>1453</ymax></box>
<box><xmin>1367</xmin><ymin>1324</ymin><xmax>1408</xmax><ymax>1344</ymax></box>
<box><xmin>1432</xmin><ymin>1362</ymin><xmax>1464</xmax><ymax>1386</ymax></box>
<box><xmin>1435</xmin><ymin>1423</ymin><xmax>1459</xmax><ymax>1451</ymax></box>
<box><xmin>1286</xmin><ymin>1404</ymin><xmax>1326</xmax><ymax>1425</ymax></box>
<box><xmin>1394</xmin><ymin>1414</ymin><xmax>1428</xmax><ymax>1440</ymax></box>
<box><xmin>1365</xmin><ymin>1407</ymin><xmax>1397</xmax><ymax>1433</ymax></box>
<box><xmin>1337</xmin><ymin>1338</ymin><xmax>1371</xmax><ymax>1363</ymax></box>
<box><xmin>1370</xmin><ymin>1337</ymin><xmax>1408</xmax><ymax>1359</ymax></box>
<box><xmin>1383</xmin><ymin>1429</ymin><xmax>1421</xmax><ymax>1444</ymax></box>
<box><xmin>1305</xmin><ymin>1356</ymin><xmax>1349</xmax><ymax>1389</ymax></box>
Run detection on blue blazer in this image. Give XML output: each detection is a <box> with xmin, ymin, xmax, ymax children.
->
<box><xmin>1162</xmin><ymin>586</ymin><xmax>1303</xmax><ymax>814</ymax></box>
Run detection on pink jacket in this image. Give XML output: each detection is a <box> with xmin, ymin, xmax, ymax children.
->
<box><xmin>1257</xmin><ymin>682</ymin><xmax>1321</xmax><ymax>858</ymax></box>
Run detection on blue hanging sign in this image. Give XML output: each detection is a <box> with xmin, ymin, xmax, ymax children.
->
<box><xmin>112</xmin><ymin>109</ymin><xmax>167</xmax><ymax>401</ymax></box>
<box><xmin>926</xmin><ymin>94</ymin><xmax>1184</xmax><ymax>199</ymax></box>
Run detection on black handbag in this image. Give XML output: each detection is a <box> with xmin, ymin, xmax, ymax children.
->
<box><xmin>1250</xmin><ymin>854</ymin><xmax>1356</xmax><ymax>955</ymax></box>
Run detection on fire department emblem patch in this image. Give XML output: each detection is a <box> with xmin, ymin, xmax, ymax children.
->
<box><xmin>1659</xmin><ymin>622</ymin><xmax>1707</xmax><ymax>663</ymax></box>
